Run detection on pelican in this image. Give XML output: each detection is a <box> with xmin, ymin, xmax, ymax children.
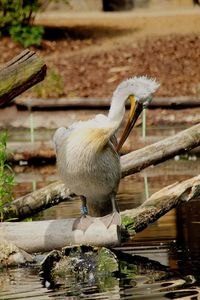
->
<box><xmin>53</xmin><ymin>76</ymin><xmax>159</xmax><ymax>223</ymax></box>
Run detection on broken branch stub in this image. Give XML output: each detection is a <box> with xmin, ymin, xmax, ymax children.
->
<box><xmin>0</xmin><ymin>49</ymin><xmax>47</xmax><ymax>106</ymax></box>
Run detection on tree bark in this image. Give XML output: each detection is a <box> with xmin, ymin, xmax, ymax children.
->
<box><xmin>0</xmin><ymin>217</ymin><xmax>121</xmax><ymax>253</ymax></box>
<box><xmin>121</xmin><ymin>123</ymin><xmax>200</xmax><ymax>178</ymax></box>
<box><xmin>0</xmin><ymin>49</ymin><xmax>47</xmax><ymax>106</ymax></box>
<box><xmin>2</xmin><ymin>181</ymin><xmax>71</xmax><ymax>221</ymax></box>
<box><xmin>1</xmin><ymin>175</ymin><xmax>199</xmax><ymax>253</ymax></box>
<box><xmin>121</xmin><ymin>175</ymin><xmax>200</xmax><ymax>234</ymax></box>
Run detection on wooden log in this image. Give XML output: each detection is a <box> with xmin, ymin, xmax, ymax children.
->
<box><xmin>0</xmin><ymin>217</ymin><xmax>121</xmax><ymax>253</ymax></box>
<box><xmin>0</xmin><ymin>50</ymin><xmax>47</xmax><ymax>106</ymax></box>
<box><xmin>15</xmin><ymin>95</ymin><xmax>200</xmax><ymax>110</ymax></box>
<box><xmin>121</xmin><ymin>123</ymin><xmax>200</xmax><ymax>177</ymax></box>
<box><xmin>121</xmin><ymin>175</ymin><xmax>200</xmax><ymax>234</ymax></box>
<box><xmin>1</xmin><ymin>175</ymin><xmax>199</xmax><ymax>253</ymax></box>
<box><xmin>2</xmin><ymin>181</ymin><xmax>71</xmax><ymax>221</ymax></box>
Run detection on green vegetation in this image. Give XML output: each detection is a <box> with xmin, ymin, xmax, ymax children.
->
<box><xmin>32</xmin><ymin>68</ymin><xmax>64</xmax><ymax>98</ymax></box>
<box><xmin>0</xmin><ymin>0</ymin><xmax>44</xmax><ymax>47</ymax></box>
<box><xmin>0</xmin><ymin>0</ymin><xmax>69</xmax><ymax>47</ymax></box>
<box><xmin>9</xmin><ymin>23</ymin><xmax>44</xmax><ymax>48</ymax></box>
<box><xmin>0</xmin><ymin>132</ymin><xmax>15</xmax><ymax>221</ymax></box>
<box><xmin>121</xmin><ymin>215</ymin><xmax>136</xmax><ymax>234</ymax></box>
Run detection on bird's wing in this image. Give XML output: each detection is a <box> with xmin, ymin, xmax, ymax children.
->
<box><xmin>53</xmin><ymin>120</ymin><xmax>90</xmax><ymax>153</ymax></box>
<box><xmin>53</xmin><ymin>114</ymin><xmax>118</xmax><ymax>152</ymax></box>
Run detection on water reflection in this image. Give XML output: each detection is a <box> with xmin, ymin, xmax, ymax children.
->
<box><xmin>1</xmin><ymin>254</ymin><xmax>200</xmax><ymax>300</ymax></box>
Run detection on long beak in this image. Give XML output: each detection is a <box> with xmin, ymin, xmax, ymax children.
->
<box><xmin>116</xmin><ymin>95</ymin><xmax>143</xmax><ymax>152</ymax></box>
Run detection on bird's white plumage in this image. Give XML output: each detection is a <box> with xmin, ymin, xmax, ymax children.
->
<box><xmin>53</xmin><ymin>114</ymin><xmax>110</xmax><ymax>153</ymax></box>
<box><xmin>112</xmin><ymin>76</ymin><xmax>160</xmax><ymax>103</ymax></box>
<box><xmin>53</xmin><ymin>76</ymin><xmax>160</xmax><ymax>216</ymax></box>
<box><xmin>108</xmin><ymin>76</ymin><xmax>159</xmax><ymax>127</ymax></box>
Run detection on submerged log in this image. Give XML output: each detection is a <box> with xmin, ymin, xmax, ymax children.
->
<box><xmin>0</xmin><ymin>49</ymin><xmax>47</xmax><ymax>106</ymax></box>
<box><xmin>0</xmin><ymin>175</ymin><xmax>199</xmax><ymax>252</ymax></box>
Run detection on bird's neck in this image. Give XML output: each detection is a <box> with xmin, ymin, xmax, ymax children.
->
<box><xmin>108</xmin><ymin>91</ymin><xmax>126</xmax><ymax>132</ymax></box>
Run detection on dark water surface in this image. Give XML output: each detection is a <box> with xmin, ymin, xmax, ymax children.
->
<box><xmin>1</xmin><ymin>126</ymin><xmax>200</xmax><ymax>299</ymax></box>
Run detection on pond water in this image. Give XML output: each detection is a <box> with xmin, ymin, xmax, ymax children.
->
<box><xmin>1</xmin><ymin>126</ymin><xmax>200</xmax><ymax>299</ymax></box>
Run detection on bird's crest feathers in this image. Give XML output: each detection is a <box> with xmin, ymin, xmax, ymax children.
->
<box><xmin>113</xmin><ymin>76</ymin><xmax>160</xmax><ymax>105</ymax></box>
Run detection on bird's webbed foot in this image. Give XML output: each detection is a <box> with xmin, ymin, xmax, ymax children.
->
<box><xmin>80</xmin><ymin>196</ymin><xmax>88</xmax><ymax>217</ymax></box>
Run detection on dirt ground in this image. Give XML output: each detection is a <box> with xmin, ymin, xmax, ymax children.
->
<box><xmin>1</xmin><ymin>9</ymin><xmax>200</xmax><ymax>100</ymax></box>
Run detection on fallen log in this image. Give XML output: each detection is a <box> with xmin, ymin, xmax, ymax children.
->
<box><xmin>0</xmin><ymin>49</ymin><xmax>47</xmax><ymax>106</ymax></box>
<box><xmin>1</xmin><ymin>175</ymin><xmax>199</xmax><ymax>253</ymax></box>
<box><xmin>0</xmin><ymin>216</ymin><xmax>121</xmax><ymax>253</ymax></box>
<box><xmin>3</xmin><ymin>123</ymin><xmax>200</xmax><ymax>221</ymax></box>
<box><xmin>121</xmin><ymin>123</ymin><xmax>200</xmax><ymax>177</ymax></box>
<box><xmin>15</xmin><ymin>95</ymin><xmax>200</xmax><ymax>110</ymax></box>
<box><xmin>2</xmin><ymin>181</ymin><xmax>71</xmax><ymax>221</ymax></box>
<box><xmin>121</xmin><ymin>175</ymin><xmax>200</xmax><ymax>234</ymax></box>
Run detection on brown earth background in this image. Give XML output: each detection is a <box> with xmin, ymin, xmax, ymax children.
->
<box><xmin>1</xmin><ymin>2</ymin><xmax>200</xmax><ymax>100</ymax></box>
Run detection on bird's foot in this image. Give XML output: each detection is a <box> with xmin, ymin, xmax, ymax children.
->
<box><xmin>101</xmin><ymin>211</ymin><xmax>121</xmax><ymax>228</ymax></box>
<box><xmin>72</xmin><ymin>211</ymin><xmax>121</xmax><ymax>232</ymax></box>
<box><xmin>80</xmin><ymin>205</ymin><xmax>88</xmax><ymax>217</ymax></box>
<box><xmin>72</xmin><ymin>214</ymin><xmax>93</xmax><ymax>232</ymax></box>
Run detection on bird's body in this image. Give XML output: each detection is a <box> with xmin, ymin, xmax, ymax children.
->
<box><xmin>54</xmin><ymin>115</ymin><xmax>121</xmax><ymax>216</ymax></box>
<box><xmin>53</xmin><ymin>76</ymin><xmax>159</xmax><ymax>218</ymax></box>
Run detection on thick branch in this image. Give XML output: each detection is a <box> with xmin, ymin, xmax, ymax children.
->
<box><xmin>121</xmin><ymin>123</ymin><xmax>200</xmax><ymax>177</ymax></box>
<box><xmin>121</xmin><ymin>175</ymin><xmax>200</xmax><ymax>234</ymax></box>
<box><xmin>0</xmin><ymin>217</ymin><xmax>120</xmax><ymax>253</ymax></box>
<box><xmin>0</xmin><ymin>49</ymin><xmax>47</xmax><ymax>106</ymax></box>
<box><xmin>2</xmin><ymin>181</ymin><xmax>71</xmax><ymax>221</ymax></box>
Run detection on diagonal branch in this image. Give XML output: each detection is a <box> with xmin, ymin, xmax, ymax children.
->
<box><xmin>121</xmin><ymin>175</ymin><xmax>200</xmax><ymax>234</ymax></box>
<box><xmin>121</xmin><ymin>123</ymin><xmax>200</xmax><ymax>177</ymax></box>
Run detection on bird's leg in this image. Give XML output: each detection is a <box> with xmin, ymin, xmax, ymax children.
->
<box><xmin>80</xmin><ymin>195</ymin><xmax>88</xmax><ymax>217</ymax></box>
<box><xmin>111</xmin><ymin>193</ymin><xmax>119</xmax><ymax>213</ymax></box>
<box><xmin>104</xmin><ymin>193</ymin><xmax>121</xmax><ymax>227</ymax></box>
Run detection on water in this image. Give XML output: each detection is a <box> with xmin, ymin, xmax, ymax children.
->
<box><xmin>1</xmin><ymin>126</ymin><xmax>200</xmax><ymax>299</ymax></box>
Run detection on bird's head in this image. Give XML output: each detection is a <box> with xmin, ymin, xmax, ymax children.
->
<box><xmin>115</xmin><ymin>76</ymin><xmax>160</xmax><ymax>151</ymax></box>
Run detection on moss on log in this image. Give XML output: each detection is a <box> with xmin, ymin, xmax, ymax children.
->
<box><xmin>0</xmin><ymin>49</ymin><xmax>47</xmax><ymax>106</ymax></box>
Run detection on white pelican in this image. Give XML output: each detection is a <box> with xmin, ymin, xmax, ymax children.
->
<box><xmin>53</xmin><ymin>76</ymin><xmax>159</xmax><ymax>223</ymax></box>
